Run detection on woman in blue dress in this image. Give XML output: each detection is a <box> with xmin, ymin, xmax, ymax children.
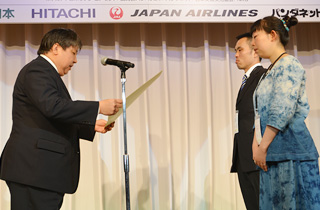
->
<box><xmin>250</xmin><ymin>15</ymin><xmax>320</xmax><ymax>209</ymax></box>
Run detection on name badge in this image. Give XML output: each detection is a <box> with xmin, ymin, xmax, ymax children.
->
<box><xmin>235</xmin><ymin>110</ymin><xmax>239</xmax><ymax>134</ymax></box>
<box><xmin>254</xmin><ymin>113</ymin><xmax>262</xmax><ymax>145</ymax></box>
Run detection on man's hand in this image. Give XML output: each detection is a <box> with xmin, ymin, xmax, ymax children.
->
<box><xmin>95</xmin><ymin>119</ymin><xmax>115</xmax><ymax>133</ymax></box>
<box><xmin>99</xmin><ymin>99</ymin><xmax>123</xmax><ymax>116</ymax></box>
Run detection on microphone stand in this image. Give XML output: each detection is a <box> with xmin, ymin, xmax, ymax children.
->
<box><xmin>118</xmin><ymin>64</ymin><xmax>132</xmax><ymax>210</ymax></box>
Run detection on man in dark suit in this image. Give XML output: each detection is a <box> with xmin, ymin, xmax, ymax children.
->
<box><xmin>230</xmin><ymin>33</ymin><xmax>266</xmax><ymax>210</ymax></box>
<box><xmin>0</xmin><ymin>28</ymin><xmax>123</xmax><ymax>210</ymax></box>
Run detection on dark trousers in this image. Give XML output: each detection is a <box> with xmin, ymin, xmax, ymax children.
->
<box><xmin>6</xmin><ymin>181</ymin><xmax>64</xmax><ymax>210</ymax></box>
<box><xmin>237</xmin><ymin>170</ymin><xmax>260</xmax><ymax>210</ymax></box>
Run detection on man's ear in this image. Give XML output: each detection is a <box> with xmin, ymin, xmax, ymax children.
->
<box><xmin>253</xmin><ymin>49</ymin><xmax>259</xmax><ymax>59</ymax></box>
<box><xmin>51</xmin><ymin>43</ymin><xmax>60</xmax><ymax>55</ymax></box>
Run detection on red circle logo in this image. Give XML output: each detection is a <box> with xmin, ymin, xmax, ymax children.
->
<box><xmin>110</xmin><ymin>7</ymin><xmax>123</xmax><ymax>20</ymax></box>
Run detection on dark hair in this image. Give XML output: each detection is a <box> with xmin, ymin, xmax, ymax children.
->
<box><xmin>250</xmin><ymin>15</ymin><xmax>298</xmax><ymax>47</ymax></box>
<box><xmin>236</xmin><ymin>32</ymin><xmax>262</xmax><ymax>61</ymax></box>
<box><xmin>236</xmin><ymin>32</ymin><xmax>252</xmax><ymax>41</ymax></box>
<box><xmin>37</xmin><ymin>28</ymin><xmax>82</xmax><ymax>55</ymax></box>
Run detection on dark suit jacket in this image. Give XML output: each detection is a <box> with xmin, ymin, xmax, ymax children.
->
<box><xmin>231</xmin><ymin>65</ymin><xmax>266</xmax><ymax>173</ymax></box>
<box><xmin>0</xmin><ymin>56</ymin><xmax>99</xmax><ymax>193</ymax></box>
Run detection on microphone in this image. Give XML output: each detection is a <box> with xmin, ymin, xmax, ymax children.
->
<box><xmin>101</xmin><ymin>58</ymin><xmax>135</xmax><ymax>69</ymax></box>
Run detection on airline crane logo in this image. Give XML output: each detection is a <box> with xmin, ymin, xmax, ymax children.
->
<box><xmin>110</xmin><ymin>7</ymin><xmax>123</xmax><ymax>20</ymax></box>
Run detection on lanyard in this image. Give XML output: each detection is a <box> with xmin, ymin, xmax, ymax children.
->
<box><xmin>254</xmin><ymin>52</ymin><xmax>287</xmax><ymax>111</ymax></box>
<box><xmin>265</xmin><ymin>51</ymin><xmax>287</xmax><ymax>76</ymax></box>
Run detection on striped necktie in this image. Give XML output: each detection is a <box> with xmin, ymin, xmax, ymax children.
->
<box><xmin>240</xmin><ymin>74</ymin><xmax>247</xmax><ymax>90</ymax></box>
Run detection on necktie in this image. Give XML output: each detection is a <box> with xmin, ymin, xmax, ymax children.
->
<box><xmin>240</xmin><ymin>75</ymin><xmax>247</xmax><ymax>90</ymax></box>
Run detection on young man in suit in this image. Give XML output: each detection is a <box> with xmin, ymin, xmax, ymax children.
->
<box><xmin>230</xmin><ymin>33</ymin><xmax>266</xmax><ymax>210</ymax></box>
<box><xmin>0</xmin><ymin>28</ymin><xmax>123</xmax><ymax>210</ymax></box>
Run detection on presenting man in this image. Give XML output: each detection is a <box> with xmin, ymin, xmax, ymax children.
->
<box><xmin>0</xmin><ymin>28</ymin><xmax>122</xmax><ymax>210</ymax></box>
<box><xmin>230</xmin><ymin>33</ymin><xmax>266</xmax><ymax>210</ymax></box>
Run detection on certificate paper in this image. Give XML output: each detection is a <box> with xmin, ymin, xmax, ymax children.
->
<box><xmin>106</xmin><ymin>71</ymin><xmax>163</xmax><ymax>126</ymax></box>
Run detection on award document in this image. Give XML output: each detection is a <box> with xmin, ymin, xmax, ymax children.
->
<box><xmin>106</xmin><ymin>71</ymin><xmax>163</xmax><ymax>126</ymax></box>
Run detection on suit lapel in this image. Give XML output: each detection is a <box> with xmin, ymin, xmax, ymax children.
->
<box><xmin>236</xmin><ymin>66</ymin><xmax>260</xmax><ymax>105</ymax></box>
<box><xmin>56</xmin><ymin>76</ymin><xmax>72</xmax><ymax>99</ymax></box>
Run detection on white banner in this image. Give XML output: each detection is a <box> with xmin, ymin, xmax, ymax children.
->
<box><xmin>0</xmin><ymin>0</ymin><xmax>319</xmax><ymax>23</ymax></box>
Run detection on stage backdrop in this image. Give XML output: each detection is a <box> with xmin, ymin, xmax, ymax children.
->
<box><xmin>0</xmin><ymin>23</ymin><xmax>320</xmax><ymax>210</ymax></box>
<box><xmin>1</xmin><ymin>0</ymin><xmax>320</xmax><ymax>23</ymax></box>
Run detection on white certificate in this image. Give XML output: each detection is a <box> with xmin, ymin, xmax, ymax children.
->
<box><xmin>106</xmin><ymin>71</ymin><xmax>163</xmax><ymax>126</ymax></box>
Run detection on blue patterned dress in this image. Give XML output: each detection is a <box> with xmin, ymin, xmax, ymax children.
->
<box><xmin>254</xmin><ymin>55</ymin><xmax>320</xmax><ymax>209</ymax></box>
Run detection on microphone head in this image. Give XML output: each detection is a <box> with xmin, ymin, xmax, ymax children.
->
<box><xmin>127</xmin><ymin>63</ymin><xmax>135</xmax><ymax>68</ymax></box>
<box><xmin>101</xmin><ymin>57</ymin><xmax>108</xmax><ymax>66</ymax></box>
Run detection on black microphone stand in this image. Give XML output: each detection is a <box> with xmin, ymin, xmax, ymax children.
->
<box><xmin>118</xmin><ymin>63</ymin><xmax>133</xmax><ymax>210</ymax></box>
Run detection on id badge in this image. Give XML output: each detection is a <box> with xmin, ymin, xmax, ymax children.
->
<box><xmin>234</xmin><ymin>110</ymin><xmax>239</xmax><ymax>134</ymax></box>
<box><xmin>254</xmin><ymin>113</ymin><xmax>262</xmax><ymax>145</ymax></box>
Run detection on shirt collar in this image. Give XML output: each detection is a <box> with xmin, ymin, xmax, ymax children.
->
<box><xmin>245</xmin><ymin>63</ymin><xmax>262</xmax><ymax>78</ymax></box>
<box><xmin>40</xmin><ymin>54</ymin><xmax>59</xmax><ymax>75</ymax></box>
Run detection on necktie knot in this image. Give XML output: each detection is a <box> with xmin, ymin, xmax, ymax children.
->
<box><xmin>240</xmin><ymin>75</ymin><xmax>247</xmax><ymax>90</ymax></box>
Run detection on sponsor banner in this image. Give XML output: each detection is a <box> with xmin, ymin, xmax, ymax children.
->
<box><xmin>0</xmin><ymin>4</ymin><xmax>319</xmax><ymax>23</ymax></box>
<box><xmin>1</xmin><ymin>0</ymin><xmax>319</xmax><ymax>5</ymax></box>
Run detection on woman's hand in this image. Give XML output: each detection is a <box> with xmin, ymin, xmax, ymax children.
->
<box><xmin>253</xmin><ymin>131</ymin><xmax>268</xmax><ymax>171</ymax></box>
<box><xmin>252</xmin><ymin>125</ymin><xmax>279</xmax><ymax>172</ymax></box>
<box><xmin>253</xmin><ymin>146</ymin><xmax>268</xmax><ymax>171</ymax></box>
